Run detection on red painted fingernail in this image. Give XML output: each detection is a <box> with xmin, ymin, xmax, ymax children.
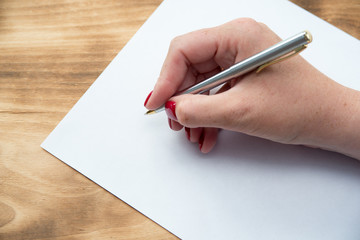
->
<box><xmin>185</xmin><ymin>127</ymin><xmax>191</xmax><ymax>141</ymax></box>
<box><xmin>168</xmin><ymin>118</ymin><xmax>172</xmax><ymax>129</ymax></box>
<box><xmin>144</xmin><ymin>91</ymin><xmax>153</xmax><ymax>107</ymax></box>
<box><xmin>199</xmin><ymin>131</ymin><xmax>205</xmax><ymax>151</ymax></box>
<box><xmin>165</xmin><ymin>101</ymin><xmax>177</xmax><ymax>121</ymax></box>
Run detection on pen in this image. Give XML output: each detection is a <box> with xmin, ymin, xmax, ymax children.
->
<box><xmin>145</xmin><ymin>30</ymin><xmax>312</xmax><ymax>115</ymax></box>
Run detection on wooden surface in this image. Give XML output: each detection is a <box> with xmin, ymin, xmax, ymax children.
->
<box><xmin>0</xmin><ymin>0</ymin><xmax>359</xmax><ymax>239</ymax></box>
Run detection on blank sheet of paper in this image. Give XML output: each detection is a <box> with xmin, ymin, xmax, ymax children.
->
<box><xmin>42</xmin><ymin>0</ymin><xmax>360</xmax><ymax>239</ymax></box>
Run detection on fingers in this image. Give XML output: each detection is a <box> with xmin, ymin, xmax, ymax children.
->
<box><xmin>199</xmin><ymin>128</ymin><xmax>218</xmax><ymax>153</ymax></box>
<box><xmin>144</xmin><ymin>18</ymin><xmax>277</xmax><ymax>111</ymax></box>
<box><xmin>186</xmin><ymin>127</ymin><xmax>203</xmax><ymax>143</ymax></box>
<box><xmin>143</xmin><ymin>18</ymin><xmax>282</xmax><ymax>154</ymax></box>
<box><xmin>184</xmin><ymin>127</ymin><xmax>219</xmax><ymax>153</ymax></box>
<box><xmin>145</xmin><ymin>28</ymin><xmax>221</xmax><ymax>110</ymax></box>
<box><xmin>168</xmin><ymin>118</ymin><xmax>183</xmax><ymax>131</ymax></box>
<box><xmin>164</xmin><ymin>82</ymin><xmax>235</xmax><ymax>153</ymax></box>
<box><xmin>170</xmin><ymin>92</ymin><xmax>233</xmax><ymax>129</ymax></box>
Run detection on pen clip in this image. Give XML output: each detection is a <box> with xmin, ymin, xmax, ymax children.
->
<box><xmin>256</xmin><ymin>44</ymin><xmax>307</xmax><ymax>73</ymax></box>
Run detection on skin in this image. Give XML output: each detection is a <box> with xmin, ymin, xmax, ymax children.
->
<box><xmin>145</xmin><ymin>18</ymin><xmax>360</xmax><ymax>159</ymax></box>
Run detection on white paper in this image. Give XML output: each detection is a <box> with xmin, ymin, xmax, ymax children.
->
<box><xmin>42</xmin><ymin>0</ymin><xmax>360</xmax><ymax>239</ymax></box>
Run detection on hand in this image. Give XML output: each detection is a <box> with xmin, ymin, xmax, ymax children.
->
<box><xmin>144</xmin><ymin>18</ymin><xmax>360</xmax><ymax>159</ymax></box>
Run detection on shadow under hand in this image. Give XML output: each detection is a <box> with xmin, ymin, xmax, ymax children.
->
<box><xmin>209</xmin><ymin>130</ymin><xmax>360</xmax><ymax>179</ymax></box>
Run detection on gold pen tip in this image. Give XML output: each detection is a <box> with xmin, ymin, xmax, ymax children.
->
<box><xmin>145</xmin><ymin>110</ymin><xmax>156</xmax><ymax>115</ymax></box>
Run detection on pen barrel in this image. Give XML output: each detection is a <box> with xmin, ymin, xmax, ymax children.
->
<box><xmin>179</xmin><ymin>31</ymin><xmax>311</xmax><ymax>95</ymax></box>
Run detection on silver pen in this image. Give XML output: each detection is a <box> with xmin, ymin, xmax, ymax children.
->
<box><xmin>145</xmin><ymin>30</ymin><xmax>312</xmax><ymax>115</ymax></box>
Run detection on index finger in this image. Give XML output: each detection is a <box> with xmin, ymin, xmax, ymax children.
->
<box><xmin>145</xmin><ymin>28</ymin><xmax>220</xmax><ymax>110</ymax></box>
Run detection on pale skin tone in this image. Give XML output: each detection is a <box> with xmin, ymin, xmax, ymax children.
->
<box><xmin>145</xmin><ymin>18</ymin><xmax>360</xmax><ymax>160</ymax></box>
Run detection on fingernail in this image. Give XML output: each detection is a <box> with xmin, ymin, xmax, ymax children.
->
<box><xmin>165</xmin><ymin>101</ymin><xmax>177</xmax><ymax>121</ymax></box>
<box><xmin>199</xmin><ymin>131</ymin><xmax>205</xmax><ymax>151</ymax></box>
<box><xmin>144</xmin><ymin>91</ymin><xmax>153</xmax><ymax>107</ymax></box>
<box><xmin>185</xmin><ymin>127</ymin><xmax>191</xmax><ymax>141</ymax></box>
<box><xmin>168</xmin><ymin>118</ymin><xmax>172</xmax><ymax>129</ymax></box>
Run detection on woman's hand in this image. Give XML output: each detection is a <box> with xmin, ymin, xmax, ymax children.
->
<box><xmin>144</xmin><ymin>18</ymin><xmax>360</xmax><ymax>159</ymax></box>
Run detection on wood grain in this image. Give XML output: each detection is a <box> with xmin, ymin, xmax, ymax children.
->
<box><xmin>0</xmin><ymin>0</ymin><xmax>358</xmax><ymax>239</ymax></box>
<box><xmin>291</xmin><ymin>0</ymin><xmax>360</xmax><ymax>39</ymax></box>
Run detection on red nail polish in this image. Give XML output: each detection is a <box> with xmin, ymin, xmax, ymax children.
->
<box><xmin>199</xmin><ymin>131</ymin><xmax>205</xmax><ymax>151</ymax></box>
<box><xmin>144</xmin><ymin>91</ymin><xmax>153</xmax><ymax>107</ymax></box>
<box><xmin>185</xmin><ymin>127</ymin><xmax>191</xmax><ymax>141</ymax></box>
<box><xmin>168</xmin><ymin>118</ymin><xmax>172</xmax><ymax>129</ymax></box>
<box><xmin>165</xmin><ymin>101</ymin><xmax>177</xmax><ymax>121</ymax></box>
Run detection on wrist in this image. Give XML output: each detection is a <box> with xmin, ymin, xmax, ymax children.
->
<box><xmin>300</xmin><ymin>83</ymin><xmax>360</xmax><ymax>159</ymax></box>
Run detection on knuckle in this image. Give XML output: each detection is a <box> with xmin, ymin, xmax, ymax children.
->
<box><xmin>169</xmin><ymin>35</ymin><xmax>184</xmax><ymax>49</ymax></box>
<box><xmin>229</xmin><ymin>18</ymin><xmax>268</xmax><ymax>37</ymax></box>
<box><xmin>169</xmin><ymin>36</ymin><xmax>179</xmax><ymax>46</ymax></box>
<box><xmin>230</xmin><ymin>17</ymin><xmax>259</xmax><ymax>28</ymax></box>
<box><xmin>257</xmin><ymin>21</ymin><xmax>268</xmax><ymax>29</ymax></box>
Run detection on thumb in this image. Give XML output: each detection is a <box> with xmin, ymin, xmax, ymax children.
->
<box><xmin>169</xmin><ymin>93</ymin><xmax>231</xmax><ymax>128</ymax></box>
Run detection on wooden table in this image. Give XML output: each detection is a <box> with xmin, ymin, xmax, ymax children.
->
<box><xmin>0</xmin><ymin>0</ymin><xmax>359</xmax><ymax>239</ymax></box>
